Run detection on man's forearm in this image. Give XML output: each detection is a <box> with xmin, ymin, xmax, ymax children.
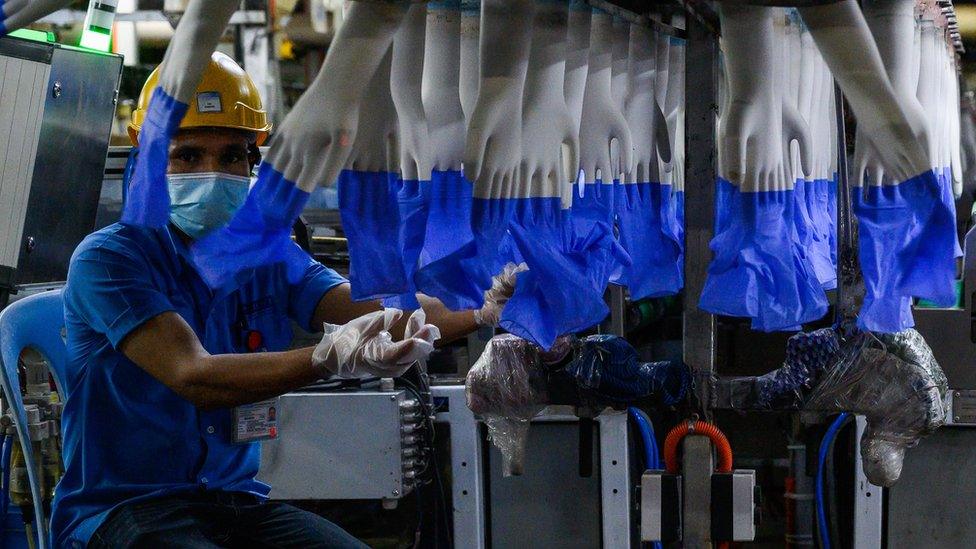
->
<box><xmin>180</xmin><ymin>347</ymin><xmax>318</xmax><ymax>410</ymax></box>
<box><xmin>417</xmin><ymin>294</ymin><xmax>479</xmax><ymax>344</ymax></box>
<box><xmin>314</xmin><ymin>283</ymin><xmax>479</xmax><ymax>345</ymax></box>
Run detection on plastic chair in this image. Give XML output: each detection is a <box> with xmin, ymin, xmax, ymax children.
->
<box><xmin>0</xmin><ymin>289</ymin><xmax>66</xmax><ymax>549</ymax></box>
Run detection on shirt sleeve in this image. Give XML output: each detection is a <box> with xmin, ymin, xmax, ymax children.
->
<box><xmin>65</xmin><ymin>239</ymin><xmax>177</xmax><ymax>349</ymax></box>
<box><xmin>286</xmin><ymin>243</ymin><xmax>348</xmax><ymax>332</ymax></box>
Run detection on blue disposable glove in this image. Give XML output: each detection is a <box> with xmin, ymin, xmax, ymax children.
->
<box><xmin>502</xmin><ymin>201</ymin><xmax>631</xmax><ymax>349</ymax></box>
<box><xmin>338</xmin><ymin>169</ymin><xmax>410</xmax><ymax>301</ymax></box>
<box><xmin>414</xmin><ymin>170</ymin><xmax>480</xmax><ymax>310</ymax></box>
<box><xmin>191</xmin><ymin>163</ymin><xmax>310</xmax><ymax>290</ymax></box>
<box><xmin>572</xmin><ymin>179</ymin><xmax>616</xmax><ymax>235</ymax></box>
<box><xmin>896</xmin><ymin>169</ymin><xmax>958</xmax><ymax>307</ymax></box>
<box><xmin>794</xmin><ymin>179</ymin><xmax>836</xmax><ymax>289</ymax></box>
<box><xmin>852</xmin><ymin>183</ymin><xmax>917</xmax><ymax>333</ymax></box>
<box><xmin>823</xmin><ymin>178</ymin><xmax>838</xmax><ymax>267</ymax></box>
<box><xmin>382</xmin><ymin>177</ymin><xmax>431</xmax><ymax>311</ymax></box>
<box><xmin>701</xmin><ymin>181</ymin><xmax>828</xmax><ymax>331</ymax></box>
<box><xmin>122</xmin><ymin>88</ymin><xmax>188</xmax><ymax>228</ymax></box>
<box><xmin>614</xmin><ymin>182</ymin><xmax>682</xmax><ymax>299</ymax></box>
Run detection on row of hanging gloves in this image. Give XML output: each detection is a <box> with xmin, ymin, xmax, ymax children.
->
<box><xmin>0</xmin><ymin>0</ymin><xmax>684</xmax><ymax>351</ymax></box>
<box><xmin>436</xmin><ymin>1</ymin><xmax>686</xmax><ymax>349</ymax></box>
<box><xmin>704</xmin><ymin>0</ymin><xmax>962</xmax><ymax>335</ymax></box>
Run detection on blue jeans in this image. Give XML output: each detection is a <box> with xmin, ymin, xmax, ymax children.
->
<box><xmin>88</xmin><ymin>491</ymin><xmax>368</xmax><ymax>548</ymax></box>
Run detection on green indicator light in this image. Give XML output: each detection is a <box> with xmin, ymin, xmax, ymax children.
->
<box><xmin>79</xmin><ymin>29</ymin><xmax>112</xmax><ymax>52</ymax></box>
<box><xmin>78</xmin><ymin>0</ymin><xmax>118</xmax><ymax>53</ymax></box>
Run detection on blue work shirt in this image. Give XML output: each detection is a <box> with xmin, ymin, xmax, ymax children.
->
<box><xmin>50</xmin><ymin>223</ymin><xmax>346</xmax><ymax>548</ymax></box>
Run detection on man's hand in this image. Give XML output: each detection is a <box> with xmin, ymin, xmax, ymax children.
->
<box><xmin>474</xmin><ymin>263</ymin><xmax>528</xmax><ymax>328</ymax></box>
<box><xmin>312</xmin><ymin>309</ymin><xmax>440</xmax><ymax>379</ymax></box>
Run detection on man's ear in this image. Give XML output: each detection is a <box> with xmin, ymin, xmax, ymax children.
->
<box><xmin>248</xmin><ymin>141</ymin><xmax>262</xmax><ymax>174</ymax></box>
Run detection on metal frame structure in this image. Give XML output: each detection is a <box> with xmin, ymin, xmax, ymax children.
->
<box><xmin>430</xmin><ymin>384</ymin><xmax>633</xmax><ymax>548</ymax></box>
<box><xmin>681</xmin><ymin>10</ymin><xmax>719</xmax><ymax>549</ymax></box>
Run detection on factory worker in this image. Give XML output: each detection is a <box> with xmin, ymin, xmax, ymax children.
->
<box><xmin>50</xmin><ymin>53</ymin><xmax>516</xmax><ymax>549</ymax></box>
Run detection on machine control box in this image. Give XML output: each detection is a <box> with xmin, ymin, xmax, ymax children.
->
<box><xmin>0</xmin><ymin>33</ymin><xmax>122</xmax><ymax>292</ymax></box>
<box><xmin>257</xmin><ymin>389</ymin><xmax>422</xmax><ymax>502</ymax></box>
<box><xmin>640</xmin><ymin>470</ymin><xmax>682</xmax><ymax>542</ymax></box>
<box><xmin>711</xmin><ymin>470</ymin><xmax>758</xmax><ymax>541</ymax></box>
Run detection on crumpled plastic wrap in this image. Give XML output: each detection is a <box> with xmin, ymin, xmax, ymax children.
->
<box><xmin>465</xmin><ymin>333</ymin><xmax>690</xmax><ymax>475</ymax></box>
<box><xmin>565</xmin><ymin>335</ymin><xmax>691</xmax><ymax>408</ymax></box>
<box><xmin>717</xmin><ymin>328</ymin><xmax>841</xmax><ymax>410</ymax></box>
<box><xmin>804</xmin><ymin>328</ymin><xmax>948</xmax><ymax>486</ymax></box>
<box><xmin>465</xmin><ymin>334</ymin><xmax>571</xmax><ymax>475</ymax></box>
<box><xmin>715</xmin><ymin>326</ymin><xmax>947</xmax><ymax>486</ymax></box>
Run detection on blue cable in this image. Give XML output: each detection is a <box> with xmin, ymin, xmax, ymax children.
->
<box><xmin>816</xmin><ymin>413</ymin><xmax>849</xmax><ymax>549</ymax></box>
<box><xmin>1</xmin><ymin>434</ymin><xmax>11</xmax><ymax>522</ymax></box>
<box><xmin>628</xmin><ymin>407</ymin><xmax>656</xmax><ymax>470</ymax></box>
<box><xmin>628</xmin><ymin>407</ymin><xmax>663</xmax><ymax>549</ymax></box>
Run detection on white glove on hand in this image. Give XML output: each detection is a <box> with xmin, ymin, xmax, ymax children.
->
<box><xmin>313</xmin><ymin>309</ymin><xmax>441</xmax><ymax>379</ymax></box>
<box><xmin>474</xmin><ymin>262</ymin><xmax>528</xmax><ymax>327</ymax></box>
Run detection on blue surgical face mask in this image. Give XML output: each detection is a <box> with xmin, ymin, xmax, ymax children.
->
<box><xmin>167</xmin><ymin>172</ymin><xmax>250</xmax><ymax>240</ymax></box>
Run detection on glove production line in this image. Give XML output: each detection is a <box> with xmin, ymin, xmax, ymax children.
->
<box><xmin>0</xmin><ymin>0</ymin><xmax>975</xmax><ymax>546</ymax></box>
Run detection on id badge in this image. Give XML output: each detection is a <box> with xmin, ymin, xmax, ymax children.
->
<box><xmin>232</xmin><ymin>398</ymin><xmax>279</xmax><ymax>444</ymax></box>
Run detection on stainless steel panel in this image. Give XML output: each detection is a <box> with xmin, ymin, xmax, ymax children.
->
<box><xmin>257</xmin><ymin>390</ymin><xmax>412</xmax><ymax>501</ymax></box>
<box><xmin>730</xmin><ymin>470</ymin><xmax>756</xmax><ymax>541</ymax></box>
<box><xmin>432</xmin><ymin>383</ymin><xmax>487</xmax><ymax>548</ymax></box>
<box><xmin>599</xmin><ymin>409</ymin><xmax>633</xmax><ymax>548</ymax></box>
<box><xmin>0</xmin><ymin>40</ymin><xmax>50</xmax><ymax>271</ymax></box>
<box><xmin>887</xmin><ymin>427</ymin><xmax>976</xmax><ymax>547</ymax></box>
<box><xmin>16</xmin><ymin>45</ymin><xmax>122</xmax><ymax>285</ymax></box>
<box><xmin>853</xmin><ymin>416</ymin><xmax>883</xmax><ymax>549</ymax></box>
<box><xmin>948</xmin><ymin>390</ymin><xmax>976</xmax><ymax>425</ymax></box>
<box><xmin>682</xmin><ymin>18</ymin><xmax>718</xmax><ymax>548</ymax></box>
<box><xmin>486</xmin><ymin>421</ymin><xmax>602</xmax><ymax>549</ymax></box>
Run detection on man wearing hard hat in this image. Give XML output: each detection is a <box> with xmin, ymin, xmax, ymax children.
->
<box><xmin>51</xmin><ymin>52</ymin><xmax>516</xmax><ymax>548</ymax></box>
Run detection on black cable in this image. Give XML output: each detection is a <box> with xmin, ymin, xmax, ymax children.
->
<box><xmin>412</xmin><ymin>484</ymin><xmax>423</xmax><ymax>549</ymax></box>
<box><xmin>825</xmin><ymin>416</ymin><xmax>853</xmax><ymax>548</ymax></box>
<box><xmin>431</xmin><ymin>448</ymin><xmax>454</xmax><ymax>549</ymax></box>
<box><xmin>398</xmin><ymin>371</ymin><xmax>449</xmax><ymax>548</ymax></box>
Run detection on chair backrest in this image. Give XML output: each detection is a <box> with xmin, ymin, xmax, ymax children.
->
<box><xmin>0</xmin><ymin>288</ymin><xmax>65</xmax><ymax>549</ymax></box>
<box><xmin>0</xmin><ymin>290</ymin><xmax>68</xmax><ymax>397</ymax></box>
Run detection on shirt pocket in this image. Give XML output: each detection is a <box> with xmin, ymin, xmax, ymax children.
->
<box><xmin>240</xmin><ymin>301</ymin><xmax>293</xmax><ymax>352</ymax></box>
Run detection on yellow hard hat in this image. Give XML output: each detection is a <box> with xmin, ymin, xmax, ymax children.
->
<box><xmin>128</xmin><ymin>52</ymin><xmax>272</xmax><ymax>146</ymax></box>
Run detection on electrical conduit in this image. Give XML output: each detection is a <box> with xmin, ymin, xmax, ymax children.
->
<box><xmin>663</xmin><ymin>420</ymin><xmax>734</xmax><ymax>549</ymax></box>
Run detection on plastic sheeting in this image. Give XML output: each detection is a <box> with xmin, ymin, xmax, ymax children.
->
<box><xmin>465</xmin><ymin>334</ymin><xmax>570</xmax><ymax>475</ymax></box>
<box><xmin>718</xmin><ymin>325</ymin><xmax>948</xmax><ymax>487</ymax></box>
<box><xmin>716</xmin><ymin>327</ymin><xmax>841</xmax><ymax>410</ymax></box>
<box><xmin>465</xmin><ymin>333</ymin><xmax>690</xmax><ymax>475</ymax></box>
<box><xmin>805</xmin><ymin>328</ymin><xmax>948</xmax><ymax>486</ymax></box>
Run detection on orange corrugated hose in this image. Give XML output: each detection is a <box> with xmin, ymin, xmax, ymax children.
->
<box><xmin>663</xmin><ymin>420</ymin><xmax>735</xmax><ymax>549</ymax></box>
<box><xmin>664</xmin><ymin>419</ymin><xmax>733</xmax><ymax>474</ymax></box>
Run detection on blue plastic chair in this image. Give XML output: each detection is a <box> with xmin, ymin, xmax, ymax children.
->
<box><xmin>0</xmin><ymin>289</ymin><xmax>66</xmax><ymax>549</ymax></box>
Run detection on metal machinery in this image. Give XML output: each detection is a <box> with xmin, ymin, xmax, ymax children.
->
<box><xmin>0</xmin><ymin>30</ymin><xmax>121</xmax><ymax>549</ymax></box>
<box><xmin>1</xmin><ymin>2</ymin><xmax>973</xmax><ymax>548</ymax></box>
<box><xmin>0</xmin><ymin>31</ymin><xmax>122</xmax><ymax>307</ymax></box>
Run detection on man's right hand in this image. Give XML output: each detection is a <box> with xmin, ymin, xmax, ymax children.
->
<box><xmin>312</xmin><ymin>309</ymin><xmax>440</xmax><ymax>379</ymax></box>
